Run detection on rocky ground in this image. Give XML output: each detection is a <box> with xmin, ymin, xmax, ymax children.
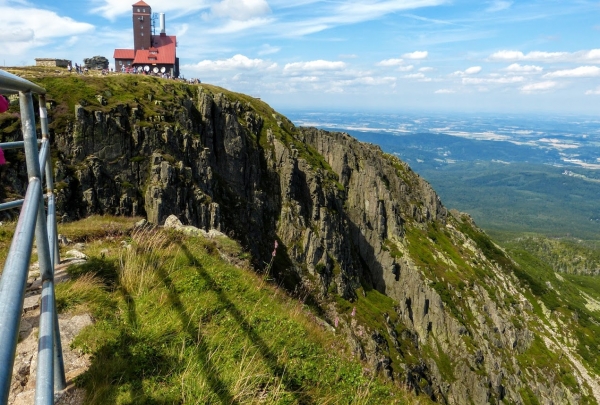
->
<box><xmin>9</xmin><ymin>255</ymin><xmax>90</xmax><ymax>405</ymax></box>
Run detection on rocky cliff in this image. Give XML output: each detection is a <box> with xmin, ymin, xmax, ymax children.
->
<box><xmin>1</xmin><ymin>71</ymin><xmax>598</xmax><ymax>404</ymax></box>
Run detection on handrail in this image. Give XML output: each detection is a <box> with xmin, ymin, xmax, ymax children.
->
<box><xmin>0</xmin><ymin>70</ymin><xmax>46</xmax><ymax>94</ymax></box>
<box><xmin>0</xmin><ymin>69</ymin><xmax>64</xmax><ymax>405</ymax></box>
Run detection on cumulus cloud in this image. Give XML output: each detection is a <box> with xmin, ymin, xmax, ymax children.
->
<box><xmin>505</xmin><ymin>63</ymin><xmax>543</xmax><ymax>73</ymax></box>
<box><xmin>521</xmin><ymin>81</ymin><xmax>557</xmax><ymax>93</ymax></box>
<box><xmin>283</xmin><ymin>60</ymin><xmax>346</xmax><ymax>74</ymax></box>
<box><xmin>403</xmin><ymin>51</ymin><xmax>428</xmax><ymax>60</ymax></box>
<box><xmin>435</xmin><ymin>89</ymin><xmax>455</xmax><ymax>94</ymax></box>
<box><xmin>211</xmin><ymin>0</ymin><xmax>271</xmax><ymax>21</ymax></box>
<box><xmin>489</xmin><ymin>49</ymin><xmax>600</xmax><ymax>64</ymax></box>
<box><xmin>377</xmin><ymin>58</ymin><xmax>404</xmax><ymax>67</ymax></box>
<box><xmin>398</xmin><ymin>65</ymin><xmax>414</xmax><ymax>72</ymax></box>
<box><xmin>186</xmin><ymin>54</ymin><xmax>277</xmax><ymax>71</ymax></box>
<box><xmin>419</xmin><ymin>67</ymin><xmax>434</xmax><ymax>72</ymax></box>
<box><xmin>465</xmin><ymin>66</ymin><xmax>482</xmax><ymax>74</ymax></box>
<box><xmin>0</xmin><ymin>5</ymin><xmax>94</xmax><ymax>54</ymax></box>
<box><xmin>453</xmin><ymin>66</ymin><xmax>482</xmax><ymax>76</ymax></box>
<box><xmin>543</xmin><ymin>66</ymin><xmax>600</xmax><ymax>78</ymax></box>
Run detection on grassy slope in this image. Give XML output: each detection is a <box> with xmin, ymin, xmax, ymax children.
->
<box><xmin>1</xmin><ymin>68</ymin><xmax>598</xmax><ymax>400</ymax></box>
<box><xmin>51</xmin><ymin>216</ymin><xmax>422</xmax><ymax>404</ymax></box>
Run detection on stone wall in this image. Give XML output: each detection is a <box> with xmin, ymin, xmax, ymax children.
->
<box><xmin>34</xmin><ymin>58</ymin><xmax>71</xmax><ymax>68</ymax></box>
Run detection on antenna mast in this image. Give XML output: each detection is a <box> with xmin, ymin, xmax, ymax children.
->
<box><xmin>151</xmin><ymin>12</ymin><xmax>158</xmax><ymax>45</ymax></box>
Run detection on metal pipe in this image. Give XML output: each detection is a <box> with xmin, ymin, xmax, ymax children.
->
<box><xmin>35</xmin><ymin>280</ymin><xmax>55</xmax><ymax>405</ymax></box>
<box><xmin>0</xmin><ymin>141</ymin><xmax>25</xmax><ymax>150</ymax></box>
<box><xmin>38</xmin><ymin>139</ymin><xmax>49</xmax><ymax>185</ymax></box>
<box><xmin>0</xmin><ymin>178</ymin><xmax>41</xmax><ymax>404</ymax></box>
<box><xmin>0</xmin><ymin>69</ymin><xmax>46</xmax><ymax>94</ymax></box>
<box><xmin>46</xmin><ymin>194</ymin><xmax>66</xmax><ymax>389</ymax></box>
<box><xmin>0</xmin><ymin>199</ymin><xmax>24</xmax><ymax>211</ymax></box>
<box><xmin>20</xmin><ymin>91</ymin><xmax>60</xmax><ymax>404</ymax></box>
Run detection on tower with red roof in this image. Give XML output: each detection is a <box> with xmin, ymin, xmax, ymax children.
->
<box><xmin>113</xmin><ymin>1</ymin><xmax>179</xmax><ymax>77</ymax></box>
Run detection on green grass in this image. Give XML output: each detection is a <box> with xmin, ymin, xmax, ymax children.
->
<box><xmin>56</xmin><ymin>218</ymin><xmax>417</xmax><ymax>404</ymax></box>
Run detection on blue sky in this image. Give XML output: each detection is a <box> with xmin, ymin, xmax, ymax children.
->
<box><xmin>3</xmin><ymin>0</ymin><xmax>600</xmax><ymax>115</ymax></box>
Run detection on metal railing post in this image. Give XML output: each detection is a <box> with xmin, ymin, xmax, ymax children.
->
<box><xmin>0</xmin><ymin>179</ymin><xmax>42</xmax><ymax>404</ymax></box>
<box><xmin>20</xmin><ymin>91</ymin><xmax>56</xmax><ymax>405</ymax></box>
<box><xmin>39</xmin><ymin>94</ymin><xmax>66</xmax><ymax>390</ymax></box>
<box><xmin>0</xmin><ymin>68</ymin><xmax>66</xmax><ymax>404</ymax></box>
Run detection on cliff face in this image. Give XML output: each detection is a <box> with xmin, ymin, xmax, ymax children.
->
<box><xmin>1</xmin><ymin>73</ymin><xmax>598</xmax><ymax>404</ymax></box>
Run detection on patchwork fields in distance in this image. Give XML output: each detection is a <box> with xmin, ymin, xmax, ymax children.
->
<box><xmin>287</xmin><ymin>111</ymin><xmax>600</xmax><ymax>241</ymax></box>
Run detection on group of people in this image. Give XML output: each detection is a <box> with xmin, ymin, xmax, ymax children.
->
<box><xmin>67</xmin><ymin>63</ymin><xmax>88</xmax><ymax>74</ymax></box>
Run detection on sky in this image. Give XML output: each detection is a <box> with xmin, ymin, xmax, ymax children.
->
<box><xmin>3</xmin><ymin>0</ymin><xmax>600</xmax><ymax>115</ymax></box>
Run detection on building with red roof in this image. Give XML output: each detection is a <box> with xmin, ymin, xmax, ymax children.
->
<box><xmin>113</xmin><ymin>1</ymin><xmax>179</xmax><ymax>77</ymax></box>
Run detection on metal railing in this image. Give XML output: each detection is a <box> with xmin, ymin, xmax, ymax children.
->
<box><xmin>0</xmin><ymin>69</ymin><xmax>65</xmax><ymax>404</ymax></box>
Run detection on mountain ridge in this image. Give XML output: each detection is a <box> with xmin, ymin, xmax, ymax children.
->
<box><xmin>1</xmin><ymin>68</ymin><xmax>599</xmax><ymax>403</ymax></box>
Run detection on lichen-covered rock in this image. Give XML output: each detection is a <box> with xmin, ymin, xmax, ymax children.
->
<box><xmin>2</xmin><ymin>77</ymin><xmax>596</xmax><ymax>404</ymax></box>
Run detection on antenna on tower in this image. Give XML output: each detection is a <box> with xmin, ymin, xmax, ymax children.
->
<box><xmin>151</xmin><ymin>12</ymin><xmax>158</xmax><ymax>45</ymax></box>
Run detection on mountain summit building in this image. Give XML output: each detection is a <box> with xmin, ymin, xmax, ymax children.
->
<box><xmin>113</xmin><ymin>1</ymin><xmax>179</xmax><ymax>77</ymax></box>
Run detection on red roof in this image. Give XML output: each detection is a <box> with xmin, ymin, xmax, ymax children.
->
<box><xmin>132</xmin><ymin>35</ymin><xmax>176</xmax><ymax>65</ymax></box>
<box><xmin>114</xmin><ymin>49</ymin><xmax>135</xmax><ymax>59</ymax></box>
<box><xmin>132</xmin><ymin>1</ymin><xmax>150</xmax><ymax>7</ymax></box>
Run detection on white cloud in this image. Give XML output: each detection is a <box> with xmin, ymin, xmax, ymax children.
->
<box><xmin>377</xmin><ymin>58</ymin><xmax>403</xmax><ymax>67</ymax></box>
<box><xmin>290</xmin><ymin>76</ymin><xmax>320</xmax><ymax>83</ymax></box>
<box><xmin>486</xmin><ymin>0</ymin><xmax>512</xmax><ymax>12</ymax></box>
<box><xmin>398</xmin><ymin>65</ymin><xmax>414</xmax><ymax>72</ymax></box>
<box><xmin>207</xmin><ymin>17</ymin><xmax>274</xmax><ymax>34</ymax></box>
<box><xmin>452</xmin><ymin>66</ymin><xmax>482</xmax><ymax>76</ymax></box>
<box><xmin>339</xmin><ymin>54</ymin><xmax>358</xmax><ymax>59</ymax></box>
<box><xmin>212</xmin><ymin>0</ymin><xmax>271</xmax><ymax>21</ymax></box>
<box><xmin>521</xmin><ymin>81</ymin><xmax>557</xmax><ymax>93</ymax></box>
<box><xmin>462</xmin><ymin>76</ymin><xmax>524</xmax><ymax>84</ymax></box>
<box><xmin>283</xmin><ymin>60</ymin><xmax>346</xmax><ymax>74</ymax></box>
<box><xmin>585</xmin><ymin>87</ymin><xmax>600</xmax><ymax>95</ymax></box>
<box><xmin>258</xmin><ymin>44</ymin><xmax>281</xmax><ymax>55</ymax></box>
<box><xmin>489</xmin><ymin>50</ymin><xmax>567</xmax><ymax>62</ymax></box>
<box><xmin>93</xmin><ymin>0</ymin><xmax>211</xmax><ymax>21</ymax></box>
<box><xmin>335</xmin><ymin>76</ymin><xmax>396</xmax><ymax>86</ymax></box>
<box><xmin>404</xmin><ymin>72</ymin><xmax>431</xmax><ymax>81</ymax></box>
<box><xmin>505</xmin><ymin>63</ymin><xmax>543</xmax><ymax>73</ymax></box>
<box><xmin>435</xmin><ymin>89</ymin><xmax>455</xmax><ymax>94</ymax></box>
<box><xmin>544</xmin><ymin>66</ymin><xmax>600</xmax><ymax>78</ymax></box>
<box><xmin>465</xmin><ymin>66</ymin><xmax>482</xmax><ymax>74</ymax></box>
<box><xmin>489</xmin><ymin>49</ymin><xmax>600</xmax><ymax>64</ymax></box>
<box><xmin>419</xmin><ymin>67</ymin><xmax>434</xmax><ymax>72</ymax></box>
<box><xmin>0</xmin><ymin>6</ymin><xmax>94</xmax><ymax>54</ymax></box>
<box><xmin>186</xmin><ymin>54</ymin><xmax>277</xmax><ymax>71</ymax></box>
<box><xmin>403</xmin><ymin>51</ymin><xmax>428</xmax><ymax>60</ymax></box>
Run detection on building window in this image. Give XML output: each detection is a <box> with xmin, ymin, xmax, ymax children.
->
<box><xmin>137</xmin><ymin>8</ymin><xmax>140</xmax><ymax>12</ymax></box>
<box><xmin>141</xmin><ymin>25</ymin><xmax>143</xmax><ymax>29</ymax></box>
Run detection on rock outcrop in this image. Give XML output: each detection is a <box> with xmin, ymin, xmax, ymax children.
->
<box><xmin>1</xmin><ymin>75</ymin><xmax>597</xmax><ymax>404</ymax></box>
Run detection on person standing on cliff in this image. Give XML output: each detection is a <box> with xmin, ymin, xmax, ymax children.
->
<box><xmin>67</xmin><ymin>64</ymin><xmax>72</xmax><ymax>73</ymax></box>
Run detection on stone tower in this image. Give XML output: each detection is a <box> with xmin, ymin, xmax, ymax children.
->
<box><xmin>132</xmin><ymin>0</ymin><xmax>152</xmax><ymax>51</ymax></box>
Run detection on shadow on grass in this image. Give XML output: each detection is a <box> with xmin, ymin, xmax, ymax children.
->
<box><xmin>172</xmin><ymin>240</ymin><xmax>316</xmax><ymax>404</ymax></box>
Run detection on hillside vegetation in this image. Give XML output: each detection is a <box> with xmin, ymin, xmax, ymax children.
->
<box><xmin>2</xmin><ymin>216</ymin><xmax>420</xmax><ymax>404</ymax></box>
<box><xmin>1</xmin><ymin>67</ymin><xmax>600</xmax><ymax>403</ymax></box>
